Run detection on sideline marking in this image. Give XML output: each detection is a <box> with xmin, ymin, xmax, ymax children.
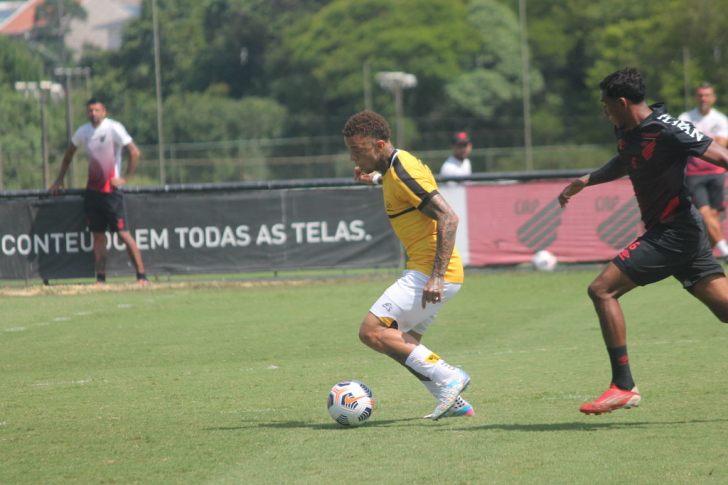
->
<box><xmin>31</xmin><ymin>379</ymin><xmax>94</xmax><ymax>387</ymax></box>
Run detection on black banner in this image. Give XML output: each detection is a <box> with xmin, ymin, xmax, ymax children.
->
<box><xmin>0</xmin><ymin>186</ymin><xmax>401</xmax><ymax>280</ymax></box>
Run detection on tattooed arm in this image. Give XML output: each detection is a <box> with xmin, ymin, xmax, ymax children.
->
<box><xmin>419</xmin><ymin>193</ymin><xmax>459</xmax><ymax>308</ymax></box>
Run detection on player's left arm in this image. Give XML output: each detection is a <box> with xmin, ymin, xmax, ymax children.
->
<box><xmin>419</xmin><ymin>193</ymin><xmax>459</xmax><ymax>308</ymax></box>
<box><xmin>112</xmin><ymin>141</ymin><xmax>141</xmax><ymax>187</ymax></box>
<box><xmin>698</xmin><ymin>140</ymin><xmax>728</xmax><ymax>170</ymax></box>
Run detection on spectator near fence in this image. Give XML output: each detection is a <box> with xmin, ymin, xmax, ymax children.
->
<box><xmin>678</xmin><ymin>82</ymin><xmax>728</xmax><ymax>262</ymax></box>
<box><xmin>440</xmin><ymin>131</ymin><xmax>473</xmax><ymax>176</ymax></box>
<box><xmin>49</xmin><ymin>98</ymin><xmax>148</xmax><ymax>285</ymax></box>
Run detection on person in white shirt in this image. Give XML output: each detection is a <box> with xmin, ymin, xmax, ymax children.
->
<box><xmin>440</xmin><ymin>132</ymin><xmax>473</xmax><ymax>177</ymax></box>
<box><xmin>49</xmin><ymin>98</ymin><xmax>148</xmax><ymax>284</ymax></box>
<box><xmin>679</xmin><ymin>83</ymin><xmax>728</xmax><ymax>262</ymax></box>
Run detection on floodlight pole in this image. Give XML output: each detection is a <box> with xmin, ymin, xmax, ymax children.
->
<box><xmin>519</xmin><ymin>0</ymin><xmax>533</xmax><ymax>171</ymax></box>
<box><xmin>15</xmin><ymin>81</ymin><xmax>55</xmax><ymax>188</ymax></box>
<box><xmin>376</xmin><ymin>72</ymin><xmax>417</xmax><ymax>149</ymax></box>
<box><xmin>0</xmin><ymin>126</ymin><xmax>4</xmax><ymax>190</ymax></box>
<box><xmin>683</xmin><ymin>46</ymin><xmax>691</xmax><ymax>113</ymax></box>
<box><xmin>152</xmin><ymin>0</ymin><xmax>166</xmax><ymax>185</ymax></box>
<box><xmin>39</xmin><ymin>81</ymin><xmax>52</xmax><ymax>188</ymax></box>
<box><xmin>54</xmin><ymin>67</ymin><xmax>89</xmax><ymax>187</ymax></box>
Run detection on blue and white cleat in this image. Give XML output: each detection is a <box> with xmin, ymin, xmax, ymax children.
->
<box><xmin>442</xmin><ymin>397</ymin><xmax>474</xmax><ymax>417</ymax></box>
<box><xmin>425</xmin><ymin>369</ymin><xmax>471</xmax><ymax>420</ymax></box>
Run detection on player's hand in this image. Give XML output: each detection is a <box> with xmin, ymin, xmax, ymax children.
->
<box><xmin>558</xmin><ymin>178</ymin><xmax>586</xmax><ymax>208</ymax></box>
<box><xmin>421</xmin><ymin>276</ymin><xmax>445</xmax><ymax>309</ymax></box>
<box><xmin>354</xmin><ymin>167</ymin><xmax>379</xmax><ymax>185</ymax></box>
<box><xmin>48</xmin><ymin>180</ymin><xmax>64</xmax><ymax>195</ymax></box>
<box><xmin>110</xmin><ymin>177</ymin><xmax>126</xmax><ymax>188</ymax></box>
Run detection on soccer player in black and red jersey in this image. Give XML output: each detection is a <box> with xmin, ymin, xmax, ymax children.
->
<box><xmin>558</xmin><ymin>68</ymin><xmax>728</xmax><ymax>415</ymax></box>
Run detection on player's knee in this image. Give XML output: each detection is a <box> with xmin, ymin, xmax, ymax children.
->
<box><xmin>714</xmin><ymin>309</ymin><xmax>728</xmax><ymax>324</ymax></box>
<box><xmin>587</xmin><ymin>281</ymin><xmax>605</xmax><ymax>302</ymax></box>
<box><xmin>358</xmin><ymin>323</ymin><xmax>376</xmax><ymax>347</ymax></box>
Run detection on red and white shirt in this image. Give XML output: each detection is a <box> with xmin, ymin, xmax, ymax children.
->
<box><xmin>71</xmin><ymin>118</ymin><xmax>133</xmax><ymax>193</ymax></box>
<box><xmin>678</xmin><ymin>107</ymin><xmax>728</xmax><ymax>175</ymax></box>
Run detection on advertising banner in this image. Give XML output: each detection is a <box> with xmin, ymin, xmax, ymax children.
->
<box><xmin>0</xmin><ymin>187</ymin><xmax>402</xmax><ymax>280</ymax></box>
<box><xmin>466</xmin><ymin>178</ymin><xmax>644</xmax><ymax>265</ymax></box>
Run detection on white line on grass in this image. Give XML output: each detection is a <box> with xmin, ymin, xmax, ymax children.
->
<box><xmin>30</xmin><ymin>379</ymin><xmax>94</xmax><ymax>387</ymax></box>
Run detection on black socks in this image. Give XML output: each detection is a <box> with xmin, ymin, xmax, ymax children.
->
<box><xmin>607</xmin><ymin>345</ymin><xmax>635</xmax><ymax>390</ymax></box>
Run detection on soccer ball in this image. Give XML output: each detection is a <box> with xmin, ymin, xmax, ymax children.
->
<box><xmin>327</xmin><ymin>380</ymin><xmax>374</xmax><ymax>426</ymax></box>
<box><xmin>532</xmin><ymin>250</ymin><xmax>557</xmax><ymax>271</ymax></box>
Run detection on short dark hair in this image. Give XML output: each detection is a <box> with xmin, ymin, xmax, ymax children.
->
<box><xmin>599</xmin><ymin>68</ymin><xmax>645</xmax><ymax>104</ymax></box>
<box><xmin>342</xmin><ymin>111</ymin><xmax>390</xmax><ymax>141</ymax></box>
<box><xmin>86</xmin><ymin>97</ymin><xmax>105</xmax><ymax>108</ymax></box>
<box><xmin>696</xmin><ymin>82</ymin><xmax>714</xmax><ymax>92</ymax></box>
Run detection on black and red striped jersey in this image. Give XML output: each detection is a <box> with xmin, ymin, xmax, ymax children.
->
<box><xmin>614</xmin><ymin>103</ymin><xmax>713</xmax><ymax>229</ymax></box>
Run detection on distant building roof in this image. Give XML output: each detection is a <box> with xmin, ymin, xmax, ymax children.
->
<box><xmin>0</xmin><ymin>0</ymin><xmax>42</xmax><ymax>36</ymax></box>
<box><xmin>66</xmin><ymin>0</ymin><xmax>141</xmax><ymax>58</ymax></box>
<box><xmin>0</xmin><ymin>0</ymin><xmax>141</xmax><ymax>58</ymax></box>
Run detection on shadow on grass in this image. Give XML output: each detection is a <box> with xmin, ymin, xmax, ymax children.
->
<box><xmin>204</xmin><ymin>417</ymin><xmax>424</xmax><ymax>431</ymax></box>
<box><xmin>205</xmin><ymin>418</ymin><xmax>728</xmax><ymax>432</ymax></box>
<box><xmin>444</xmin><ymin>418</ymin><xmax>728</xmax><ymax>433</ymax></box>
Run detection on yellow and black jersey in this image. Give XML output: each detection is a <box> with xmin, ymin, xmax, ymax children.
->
<box><xmin>381</xmin><ymin>149</ymin><xmax>463</xmax><ymax>283</ymax></box>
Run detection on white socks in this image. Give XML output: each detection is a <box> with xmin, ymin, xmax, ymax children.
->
<box><xmin>405</xmin><ymin>344</ymin><xmax>459</xmax><ymax>385</ymax></box>
<box><xmin>716</xmin><ymin>239</ymin><xmax>728</xmax><ymax>257</ymax></box>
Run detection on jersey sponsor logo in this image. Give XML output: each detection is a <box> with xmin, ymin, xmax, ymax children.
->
<box><xmin>382</xmin><ymin>302</ymin><xmax>393</xmax><ymax>312</ymax></box>
<box><xmin>656</xmin><ymin>113</ymin><xmax>706</xmax><ymax>141</ymax></box>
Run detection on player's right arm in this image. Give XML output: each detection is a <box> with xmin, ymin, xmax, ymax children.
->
<box><xmin>418</xmin><ymin>193</ymin><xmax>459</xmax><ymax>308</ymax></box>
<box><xmin>698</xmin><ymin>140</ymin><xmax>728</xmax><ymax>170</ymax></box>
<box><xmin>49</xmin><ymin>143</ymin><xmax>77</xmax><ymax>195</ymax></box>
<box><xmin>558</xmin><ymin>156</ymin><xmax>627</xmax><ymax>208</ymax></box>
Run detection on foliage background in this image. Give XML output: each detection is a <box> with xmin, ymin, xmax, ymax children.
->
<box><xmin>1</xmin><ymin>0</ymin><xmax>727</xmax><ymax>188</ymax></box>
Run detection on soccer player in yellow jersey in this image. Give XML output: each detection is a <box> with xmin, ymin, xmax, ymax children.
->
<box><xmin>343</xmin><ymin>111</ymin><xmax>472</xmax><ymax>420</ymax></box>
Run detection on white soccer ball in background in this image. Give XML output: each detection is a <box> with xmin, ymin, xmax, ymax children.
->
<box><xmin>532</xmin><ymin>250</ymin><xmax>557</xmax><ymax>272</ymax></box>
<box><xmin>327</xmin><ymin>380</ymin><xmax>374</xmax><ymax>426</ymax></box>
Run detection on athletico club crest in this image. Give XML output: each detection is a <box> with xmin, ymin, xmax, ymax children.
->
<box><xmin>516</xmin><ymin>199</ymin><xmax>561</xmax><ymax>251</ymax></box>
<box><xmin>596</xmin><ymin>199</ymin><xmax>641</xmax><ymax>250</ymax></box>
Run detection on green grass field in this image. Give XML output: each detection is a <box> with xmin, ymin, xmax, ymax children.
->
<box><xmin>1</xmin><ymin>269</ymin><xmax>726</xmax><ymax>484</ymax></box>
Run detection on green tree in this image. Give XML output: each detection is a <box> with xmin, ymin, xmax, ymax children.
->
<box><xmin>585</xmin><ymin>0</ymin><xmax>728</xmax><ymax>117</ymax></box>
<box><xmin>444</xmin><ymin>0</ymin><xmax>543</xmax><ymax>120</ymax></box>
<box><xmin>196</xmin><ymin>0</ymin><xmax>331</xmax><ymax>98</ymax></box>
<box><xmin>269</xmin><ymin>0</ymin><xmax>481</xmax><ymax>119</ymax></box>
<box><xmin>0</xmin><ymin>37</ymin><xmax>44</xmax><ymax>87</ymax></box>
<box><xmin>0</xmin><ymin>87</ymin><xmax>68</xmax><ymax>190</ymax></box>
<box><xmin>29</xmin><ymin>0</ymin><xmax>87</xmax><ymax>65</ymax></box>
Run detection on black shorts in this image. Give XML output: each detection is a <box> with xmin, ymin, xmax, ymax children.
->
<box><xmin>83</xmin><ymin>190</ymin><xmax>129</xmax><ymax>233</ymax></box>
<box><xmin>612</xmin><ymin>207</ymin><xmax>724</xmax><ymax>293</ymax></box>
<box><xmin>686</xmin><ymin>173</ymin><xmax>726</xmax><ymax>211</ymax></box>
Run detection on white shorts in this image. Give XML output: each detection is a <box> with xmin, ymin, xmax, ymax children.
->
<box><xmin>369</xmin><ymin>270</ymin><xmax>462</xmax><ymax>335</ymax></box>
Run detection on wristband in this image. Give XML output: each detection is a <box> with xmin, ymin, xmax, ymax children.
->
<box><xmin>372</xmin><ymin>173</ymin><xmax>382</xmax><ymax>185</ymax></box>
